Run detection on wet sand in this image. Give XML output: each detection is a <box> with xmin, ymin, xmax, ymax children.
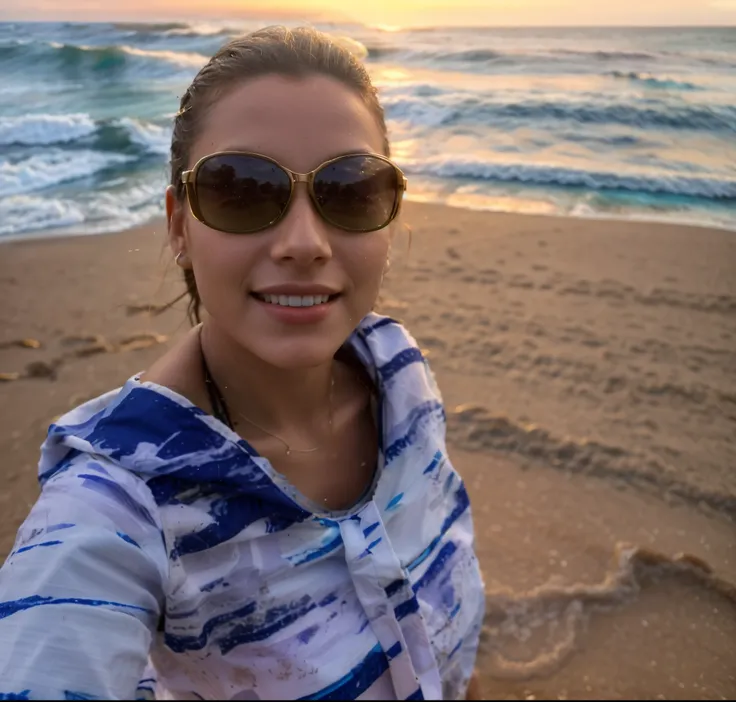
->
<box><xmin>1</xmin><ymin>201</ymin><xmax>734</xmax><ymax>699</ymax></box>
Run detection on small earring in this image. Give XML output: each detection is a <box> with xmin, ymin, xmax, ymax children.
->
<box><xmin>175</xmin><ymin>252</ymin><xmax>185</xmax><ymax>267</ymax></box>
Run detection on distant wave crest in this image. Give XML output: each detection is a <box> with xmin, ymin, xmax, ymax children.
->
<box><xmin>0</xmin><ymin>150</ymin><xmax>133</xmax><ymax>197</ymax></box>
<box><xmin>403</xmin><ymin>156</ymin><xmax>736</xmax><ymax>201</ymax></box>
<box><xmin>0</xmin><ymin>113</ymin><xmax>170</xmax><ymax>154</ymax></box>
<box><xmin>608</xmin><ymin>71</ymin><xmax>702</xmax><ymax>91</ymax></box>
<box><xmin>0</xmin><ymin>40</ymin><xmax>207</xmax><ymax>81</ymax></box>
<box><xmin>365</xmin><ymin>43</ymin><xmax>736</xmax><ymax>71</ymax></box>
<box><xmin>383</xmin><ymin>92</ymin><xmax>736</xmax><ymax>133</ymax></box>
<box><xmin>0</xmin><ymin>113</ymin><xmax>97</xmax><ymax>146</ymax></box>
<box><xmin>111</xmin><ymin>21</ymin><xmax>190</xmax><ymax>33</ymax></box>
<box><xmin>367</xmin><ymin>45</ymin><xmax>659</xmax><ymax>64</ymax></box>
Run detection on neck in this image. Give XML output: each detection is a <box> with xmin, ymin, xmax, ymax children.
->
<box><xmin>199</xmin><ymin>320</ymin><xmax>336</xmax><ymax>434</ymax></box>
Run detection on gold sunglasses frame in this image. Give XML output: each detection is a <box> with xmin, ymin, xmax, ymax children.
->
<box><xmin>181</xmin><ymin>151</ymin><xmax>408</xmax><ymax>234</ymax></box>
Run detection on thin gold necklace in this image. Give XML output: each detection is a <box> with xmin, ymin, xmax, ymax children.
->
<box><xmin>233</xmin><ymin>372</ymin><xmax>335</xmax><ymax>457</ymax></box>
<box><xmin>199</xmin><ymin>327</ymin><xmax>336</xmax><ymax>457</ymax></box>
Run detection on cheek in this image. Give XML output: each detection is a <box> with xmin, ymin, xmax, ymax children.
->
<box><xmin>188</xmin><ymin>227</ymin><xmax>258</xmax><ymax>301</ymax></box>
<box><xmin>340</xmin><ymin>234</ymin><xmax>390</xmax><ymax>290</ymax></box>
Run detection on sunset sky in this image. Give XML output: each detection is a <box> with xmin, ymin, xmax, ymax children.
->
<box><xmin>2</xmin><ymin>0</ymin><xmax>734</xmax><ymax>27</ymax></box>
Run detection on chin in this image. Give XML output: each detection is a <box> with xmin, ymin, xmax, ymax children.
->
<box><xmin>235</xmin><ymin>299</ymin><xmax>364</xmax><ymax>369</ymax></box>
<box><xmin>246</xmin><ymin>335</ymin><xmax>346</xmax><ymax>370</ymax></box>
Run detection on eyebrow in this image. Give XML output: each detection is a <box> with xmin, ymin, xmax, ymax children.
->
<box><xmin>213</xmin><ymin>148</ymin><xmax>380</xmax><ymax>166</ymax></box>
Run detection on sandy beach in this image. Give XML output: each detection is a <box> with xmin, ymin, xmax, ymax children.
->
<box><xmin>1</xmin><ymin>201</ymin><xmax>734</xmax><ymax>699</ymax></box>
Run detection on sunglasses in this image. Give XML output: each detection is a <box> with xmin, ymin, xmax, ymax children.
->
<box><xmin>181</xmin><ymin>151</ymin><xmax>408</xmax><ymax>234</ymax></box>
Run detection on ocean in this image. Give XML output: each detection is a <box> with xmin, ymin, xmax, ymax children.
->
<box><xmin>1</xmin><ymin>20</ymin><xmax>735</xmax><ymax>239</ymax></box>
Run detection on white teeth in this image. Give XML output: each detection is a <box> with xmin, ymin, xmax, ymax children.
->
<box><xmin>257</xmin><ymin>293</ymin><xmax>332</xmax><ymax>307</ymax></box>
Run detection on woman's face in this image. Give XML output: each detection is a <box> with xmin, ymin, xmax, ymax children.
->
<box><xmin>167</xmin><ymin>74</ymin><xmax>394</xmax><ymax>369</ymax></box>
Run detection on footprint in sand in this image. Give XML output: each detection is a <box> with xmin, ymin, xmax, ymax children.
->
<box><xmin>0</xmin><ymin>338</ymin><xmax>42</xmax><ymax>350</ymax></box>
<box><xmin>125</xmin><ymin>302</ymin><xmax>174</xmax><ymax>316</ymax></box>
<box><xmin>0</xmin><ymin>338</ymin><xmax>43</xmax><ymax>382</ymax></box>
<box><xmin>2</xmin><ymin>332</ymin><xmax>169</xmax><ymax>382</ymax></box>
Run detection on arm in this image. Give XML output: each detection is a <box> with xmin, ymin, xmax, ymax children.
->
<box><xmin>0</xmin><ymin>459</ymin><xmax>168</xmax><ymax>699</ymax></box>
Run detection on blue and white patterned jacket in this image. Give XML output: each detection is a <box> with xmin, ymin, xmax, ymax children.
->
<box><xmin>0</xmin><ymin>314</ymin><xmax>484</xmax><ymax>700</ymax></box>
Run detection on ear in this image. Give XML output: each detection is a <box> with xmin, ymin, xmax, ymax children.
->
<box><xmin>166</xmin><ymin>185</ymin><xmax>188</xmax><ymax>264</ymax></box>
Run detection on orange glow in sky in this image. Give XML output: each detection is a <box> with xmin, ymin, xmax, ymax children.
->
<box><xmin>1</xmin><ymin>0</ymin><xmax>733</xmax><ymax>26</ymax></box>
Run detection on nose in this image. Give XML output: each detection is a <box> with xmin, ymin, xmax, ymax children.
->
<box><xmin>269</xmin><ymin>184</ymin><xmax>332</xmax><ymax>265</ymax></box>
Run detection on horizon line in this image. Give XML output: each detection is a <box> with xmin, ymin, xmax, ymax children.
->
<box><xmin>1</xmin><ymin>17</ymin><xmax>734</xmax><ymax>30</ymax></box>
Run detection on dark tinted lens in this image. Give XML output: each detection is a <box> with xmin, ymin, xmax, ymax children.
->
<box><xmin>313</xmin><ymin>155</ymin><xmax>400</xmax><ymax>232</ymax></box>
<box><xmin>194</xmin><ymin>154</ymin><xmax>292</xmax><ymax>233</ymax></box>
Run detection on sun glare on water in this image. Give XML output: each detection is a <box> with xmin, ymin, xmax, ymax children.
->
<box><xmin>371</xmin><ymin>24</ymin><xmax>404</xmax><ymax>32</ymax></box>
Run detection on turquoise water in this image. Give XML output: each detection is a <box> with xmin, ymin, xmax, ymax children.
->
<box><xmin>1</xmin><ymin>21</ymin><xmax>735</xmax><ymax>238</ymax></box>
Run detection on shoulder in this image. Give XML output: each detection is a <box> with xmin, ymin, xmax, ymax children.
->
<box><xmin>38</xmin><ymin>447</ymin><xmax>162</xmax><ymax>532</ymax></box>
<box><xmin>138</xmin><ymin>324</ymin><xmax>208</xmax><ymax>409</ymax></box>
<box><xmin>9</xmin><ymin>450</ymin><xmax>169</xmax><ymax>606</ymax></box>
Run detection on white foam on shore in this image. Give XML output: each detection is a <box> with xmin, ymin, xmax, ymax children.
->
<box><xmin>0</xmin><ymin>150</ymin><xmax>133</xmax><ymax>196</ymax></box>
<box><xmin>0</xmin><ymin>114</ymin><xmax>97</xmax><ymax>146</ymax></box>
<box><xmin>0</xmin><ymin>179</ymin><xmax>163</xmax><ymax>238</ymax></box>
<box><xmin>0</xmin><ymin>195</ymin><xmax>85</xmax><ymax>237</ymax></box>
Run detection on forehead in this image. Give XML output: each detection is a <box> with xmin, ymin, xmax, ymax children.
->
<box><xmin>190</xmin><ymin>73</ymin><xmax>386</xmax><ymax>171</ymax></box>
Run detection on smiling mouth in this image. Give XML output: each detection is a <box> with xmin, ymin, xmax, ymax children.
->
<box><xmin>251</xmin><ymin>293</ymin><xmax>340</xmax><ymax>308</ymax></box>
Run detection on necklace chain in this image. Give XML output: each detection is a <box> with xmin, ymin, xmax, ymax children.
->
<box><xmin>199</xmin><ymin>327</ymin><xmax>336</xmax><ymax>457</ymax></box>
<box><xmin>232</xmin><ymin>374</ymin><xmax>335</xmax><ymax>456</ymax></box>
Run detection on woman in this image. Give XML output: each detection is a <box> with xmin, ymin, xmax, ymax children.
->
<box><xmin>0</xmin><ymin>26</ymin><xmax>484</xmax><ymax>700</ymax></box>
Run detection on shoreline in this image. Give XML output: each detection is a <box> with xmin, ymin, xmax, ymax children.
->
<box><xmin>1</xmin><ymin>200</ymin><xmax>734</xmax><ymax>698</ymax></box>
<box><xmin>2</xmin><ymin>196</ymin><xmax>736</xmax><ymax>247</ymax></box>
